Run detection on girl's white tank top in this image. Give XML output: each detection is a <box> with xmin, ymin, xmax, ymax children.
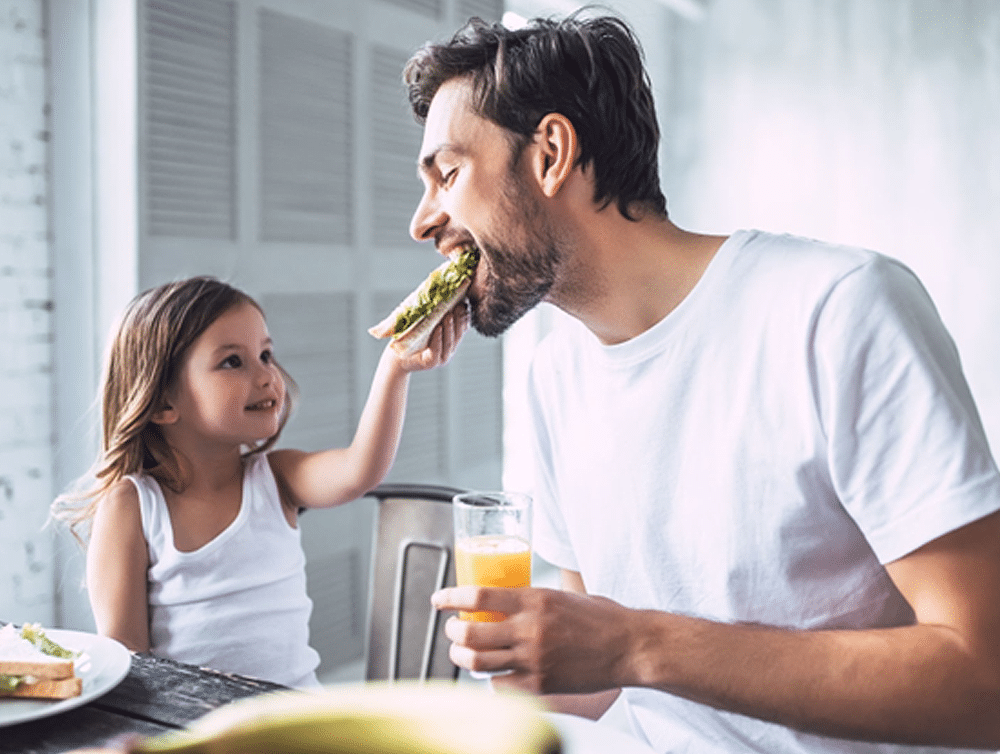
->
<box><xmin>131</xmin><ymin>452</ymin><xmax>320</xmax><ymax>688</ymax></box>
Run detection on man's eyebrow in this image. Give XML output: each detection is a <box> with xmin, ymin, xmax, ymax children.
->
<box><xmin>418</xmin><ymin>150</ymin><xmax>439</xmax><ymax>175</ymax></box>
<box><xmin>417</xmin><ymin>144</ymin><xmax>460</xmax><ymax>176</ymax></box>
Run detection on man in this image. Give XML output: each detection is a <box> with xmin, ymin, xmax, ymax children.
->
<box><xmin>407</xmin><ymin>13</ymin><xmax>1000</xmax><ymax>754</ymax></box>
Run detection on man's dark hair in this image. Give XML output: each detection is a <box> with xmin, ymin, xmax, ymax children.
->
<box><xmin>404</xmin><ymin>12</ymin><xmax>668</xmax><ymax>221</ymax></box>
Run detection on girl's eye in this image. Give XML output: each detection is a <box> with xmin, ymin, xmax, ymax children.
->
<box><xmin>261</xmin><ymin>349</ymin><xmax>273</xmax><ymax>364</ymax></box>
<box><xmin>442</xmin><ymin>168</ymin><xmax>457</xmax><ymax>186</ymax></box>
<box><xmin>221</xmin><ymin>354</ymin><xmax>242</xmax><ymax>369</ymax></box>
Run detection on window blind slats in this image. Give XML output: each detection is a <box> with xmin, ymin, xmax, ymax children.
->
<box><xmin>259</xmin><ymin>10</ymin><xmax>353</xmax><ymax>245</ymax></box>
<box><xmin>262</xmin><ymin>292</ymin><xmax>356</xmax><ymax>451</ymax></box>
<box><xmin>143</xmin><ymin>0</ymin><xmax>236</xmax><ymax>240</ymax></box>
<box><xmin>380</xmin><ymin>0</ymin><xmax>443</xmax><ymax>19</ymax></box>
<box><xmin>370</xmin><ymin>45</ymin><xmax>423</xmax><ymax>248</ymax></box>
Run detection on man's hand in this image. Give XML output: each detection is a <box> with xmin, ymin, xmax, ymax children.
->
<box><xmin>431</xmin><ymin>585</ymin><xmax>635</xmax><ymax>695</ymax></box>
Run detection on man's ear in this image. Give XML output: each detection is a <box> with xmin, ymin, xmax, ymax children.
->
<box><xmin>151</xmin><ymin>403</ymin><xmax>178</xmax><ymax>426</ymax></box>
<box><xmin>531</xmin><ymin>113</ymin><xmax>578</xmax><ymax>198</ymax></box>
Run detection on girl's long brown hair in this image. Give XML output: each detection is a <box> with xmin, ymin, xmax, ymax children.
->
<box><xmin>51</xmin><ymin>277</ymin><xmax>297</xmax><ymax>543</ymax></box>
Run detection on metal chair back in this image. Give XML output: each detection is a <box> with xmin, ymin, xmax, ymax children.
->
<box><xmin>363</xmin><ymin>483</ymin><xmax>465</xmax><ymax>681</ymax></box>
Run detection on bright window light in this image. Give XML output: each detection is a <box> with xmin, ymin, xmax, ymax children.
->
<box><xmin>502</xmin><ymin>11</ymin><xmax>528</xmax><ymax>30</ymax></box>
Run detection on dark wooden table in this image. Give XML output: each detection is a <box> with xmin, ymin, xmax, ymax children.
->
<box><xmin>1</xmin><ymin>651</ymin><xmax>286</xmax><ymax>754</ymax></box>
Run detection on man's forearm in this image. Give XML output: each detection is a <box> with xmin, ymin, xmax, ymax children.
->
<box><xmin>541</xmin><ymin>688</ymin><xmax>621</xmax><ymax>721</ymax></box>
<box><xmin>624</xmin><ymin>609</ymin><xmax>1000</xmax><ymax>748</ymax></box>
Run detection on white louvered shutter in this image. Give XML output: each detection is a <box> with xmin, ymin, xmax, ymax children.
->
<box><xmin>459</xmin><ymin>0</ymin><xmax>505</xmax><ymax>21</ymax></box>
<box><xmin>370</xmin><ymin>45</ymin><xmax>423</xmax><ymax>249</ymax></box>
<box><xmin>259</xmin><ymin>10</ymin><xmax>353</xmax><ymax>245</ymax></box>
<box><xmin>143</xmin><ymin>0</ymin><xmax>236</xmax><ymax>240</ymax></box>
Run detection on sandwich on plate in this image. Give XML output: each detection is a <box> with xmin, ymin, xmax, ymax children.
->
<box><xmin>0</xmin><ymin>623</ymin><xmax>82</xmax><ymax>700</ymax></box>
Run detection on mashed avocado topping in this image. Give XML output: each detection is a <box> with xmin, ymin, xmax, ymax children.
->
<box><xmin>392</xmin><ymin>245</ymin><xmax>478</xmax><ymax>336</ymax></box>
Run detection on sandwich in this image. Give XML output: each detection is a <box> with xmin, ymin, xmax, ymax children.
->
<box><xmin>0</xmin><ymin>623</ymin><xmax>82</xmax><ymax>700</ymax></box>
<box><xmin>369</xmin><ymin>244</ymin><xmax>478</xmax><ymax>357</ymax></box>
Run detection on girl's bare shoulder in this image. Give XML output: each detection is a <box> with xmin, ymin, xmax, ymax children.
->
<box><xmin>97</xmin><ymin>478</ymin><xmax>141</xmax><ymax>520</ymax></box>
<box><xmin>88</xmin><ymin>477</ymin><xmax>148</xmax><ymax>560</ymax></box>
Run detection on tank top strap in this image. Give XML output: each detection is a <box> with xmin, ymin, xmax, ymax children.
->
<box><xmin>127</xmin><ymin>473</ymin><xmax>171</xmax><ymax>563</ymax></box>
<box><xmin>245</xmin><ymin>452</ymin><xmax>292</xmax><ymax>522</ymax></box>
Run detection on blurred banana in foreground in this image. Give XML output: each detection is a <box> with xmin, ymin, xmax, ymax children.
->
<box><xmin>134</xmin><ymin>682</ymin><xmax>562</xmax><ymax>754</ymax></box>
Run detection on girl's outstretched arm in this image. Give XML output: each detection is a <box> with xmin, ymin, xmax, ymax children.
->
<box><xmin>269</xmin><ymin>305</ymin><xmax>468</xmax><ymax>510</ymax></box>
<box><xmin>86</xmin><ymin>480</ymin><xmax>151</xmax><ymax>652</ymax></box>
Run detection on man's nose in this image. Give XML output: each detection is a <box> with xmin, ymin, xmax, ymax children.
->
<box><xmin>409</xmin><ymin>187</ymin><xmax>446</xmax><ymax>243</ymax></box>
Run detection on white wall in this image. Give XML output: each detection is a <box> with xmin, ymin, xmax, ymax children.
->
<box><xmin>663</xmin><ymin>0</ymin><xmax>1000</xmax><ymax>453</ymax></box>
<box><xmin>0</xmin><ymin>0</ymin><xmax>54</xmax><ymax>625</ymax></box>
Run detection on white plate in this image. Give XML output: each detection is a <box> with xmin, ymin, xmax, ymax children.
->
<box><xmin>0</xmin><ymin>628</ymin><xmax>132</xmax><ymax>727</ymax></box>
<box><xmin>547</xmin><ymin>711</ymin><xmax>656</xmax><ymax>754</ymax></box>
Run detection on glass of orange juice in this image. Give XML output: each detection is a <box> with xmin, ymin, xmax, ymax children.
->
<box><xmin>453</xmin><ymin>491</ymin><xmax>531</xmax><ymax>677</ymax></box>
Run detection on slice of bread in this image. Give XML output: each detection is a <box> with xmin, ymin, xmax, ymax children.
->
<box><xmin>0</xmin><ymin>675</ymin><xmax>83</xmax><ymax>699</ymax></box>
<box><xmin>0</xmin><ymin>656</ymin><xmax>75</xmax><ymax>680</ymax></box>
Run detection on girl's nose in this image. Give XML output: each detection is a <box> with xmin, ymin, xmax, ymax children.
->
<box><xmin>255</xmin><ymin>361</ymin><xmax>274</xmax><ymax>387</ymax></box>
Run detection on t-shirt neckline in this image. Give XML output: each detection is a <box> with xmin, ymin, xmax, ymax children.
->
<box><xmin>590</xmin><ymin>229</ymin><xmax>752</xmax><ymax>367</ymax></box>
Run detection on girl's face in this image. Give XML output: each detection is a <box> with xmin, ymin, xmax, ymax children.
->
<box><xmin>158</xmin><ymin>302</ymin><xmax>285</xmax><ymax>450</ymax></box>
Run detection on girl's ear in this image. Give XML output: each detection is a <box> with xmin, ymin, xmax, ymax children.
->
<box><xmin>151</xmin><ymin>403</ymin><xmax>178</xmax><ymax>425</ymax></box>
<box><xmin>530</xmin><ymin>112</ymin><xmax>578</xmax><ymax>198</ymax></box>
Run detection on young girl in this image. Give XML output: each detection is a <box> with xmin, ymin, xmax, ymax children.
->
<box><xmin>52</xmin><ymin>276</ymin><xmax>467</xmax><ymax>688</ymax></box>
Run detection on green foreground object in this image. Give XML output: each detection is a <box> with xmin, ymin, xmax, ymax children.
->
<box><xmin>0</xmin><ymin>675</ymin><xmax>23</xmax><ymax>693</ymax></box>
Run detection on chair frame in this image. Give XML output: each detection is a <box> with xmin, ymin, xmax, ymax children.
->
<box><xmin>363</xmin><ymin>483</ymin><xmax>466</xmax><ymax>682</ymax></box>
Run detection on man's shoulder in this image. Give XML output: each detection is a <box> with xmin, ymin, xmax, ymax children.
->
<box><xmin>733</xmin><ymin>229</ymin><xmax>880</xmax><ymax>272</ymax></box>
<box><xmin>726</xmin><ymin>229</ymin><xmax>914</xmax><ymax>302</ymax></box>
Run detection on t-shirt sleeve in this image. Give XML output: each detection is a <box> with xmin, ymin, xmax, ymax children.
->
<box><xmin>526</xmin><ymin>346</ymin><xmax>580</xmax><ymax>572</ymax></box>
<box><xmin>814</xmin><ymin>255</ymin><xmax>1000</xmax><ymax>563</ymax></box>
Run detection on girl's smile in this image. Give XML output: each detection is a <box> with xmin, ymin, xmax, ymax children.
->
<box><xmin>245</xmin><ymin>398</ymin><xmax>279</xmax><ymax>411</ymax></box>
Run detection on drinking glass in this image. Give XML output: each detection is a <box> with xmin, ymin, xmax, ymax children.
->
<box><xmin>453</xmin><ymin>491</ymin><xmax>532</xmax><ymax>621</ymax></box>
<box><xmin>453</xmin><ymin>491</ymin><xmax>532</xmax><ymax>677</ymax></box>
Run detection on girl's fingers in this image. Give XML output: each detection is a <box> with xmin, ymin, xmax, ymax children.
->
<box><xmin>435</xmin><ymin>305</ymin><xmax>468</xmax><ymax>363</ymax></box>
<box><xmin>398</xmin><ymin>304</ymin><xmax>469</xmax><ymax>371</ymax></box>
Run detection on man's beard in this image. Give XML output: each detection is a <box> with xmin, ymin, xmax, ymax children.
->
<box><xmin>468</xmin><ymin>175</ymin><xmax>564</xmax><ymax>338</ymax></box>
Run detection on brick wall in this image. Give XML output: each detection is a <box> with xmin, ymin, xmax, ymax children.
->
<box><xmin>0</xmin><ymin>0</ymin><xmax>54</xmax><ymax>625</ymax></box>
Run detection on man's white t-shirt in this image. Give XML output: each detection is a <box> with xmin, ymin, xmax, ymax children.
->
<box><xmin>528</xmin><ymin>230</ymin><xmax>1000</xmax><ymax>754</ymax></box>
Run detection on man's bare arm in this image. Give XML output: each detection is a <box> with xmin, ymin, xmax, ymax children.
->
<box><xmin>436</xmin><ymin>511</ymin><xmax>1000</xmax><ymax>748</ymax></box>
<box><xmin>603</xmin><ymin>510</ymin><xmax>1000</xmax><ymax>746</ymax></box>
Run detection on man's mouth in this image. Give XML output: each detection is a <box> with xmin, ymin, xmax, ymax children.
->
<box><xmin>439</xmin><ymin>236</ymin><xmax>479</xmax><ymax>260</ymax></box>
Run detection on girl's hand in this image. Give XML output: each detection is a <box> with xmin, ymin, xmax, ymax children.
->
<box><xmin>395</xmin><ymin>301</ymin><xmax>470</xmax><ymax>372</ymax></box>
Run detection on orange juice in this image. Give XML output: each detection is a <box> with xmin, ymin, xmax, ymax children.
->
<box><xmin>455</xmin><ymin>534</ymin><xmax>531</xmax><ymax>622</ymax></box>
